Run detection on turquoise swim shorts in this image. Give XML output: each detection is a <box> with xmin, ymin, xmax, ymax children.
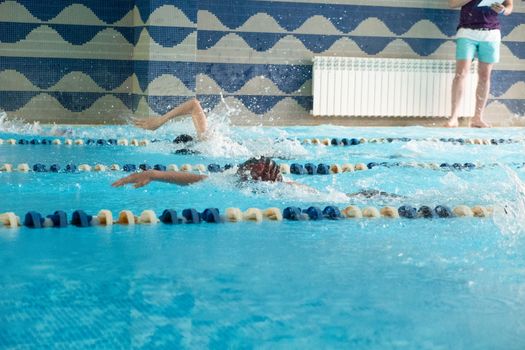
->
<box><xmin>456</xmin><ymin>38</ymin><xmax>500</xmax><ymax>64</ymax></box>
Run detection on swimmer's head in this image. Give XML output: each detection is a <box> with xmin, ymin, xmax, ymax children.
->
<box><xmin>173</xmin><ymin>134</ymin><xmax>194</xmax><ymax>144</ymax></box>
<box><xmin>237</xmin><ymin>157</ymin><xmax>283</xmax><ymax>182</ymax></box>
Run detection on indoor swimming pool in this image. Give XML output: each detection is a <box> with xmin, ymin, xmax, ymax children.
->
<box><xmin>1</xmin><ymin>118</ymin><xmax>525</xmax><ymax>349</ymax></box>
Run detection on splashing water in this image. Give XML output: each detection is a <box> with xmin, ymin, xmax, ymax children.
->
<box><xmin>492</xmin><ymin>164</ymin><xmax>525</xmax><ymax>236</ymax></box>
<box><xmin>1</xmin><ymin>98</ymin><xmax>308</xmax><ymax>160</ymax></box>
<box><xmin>204</xmin><ymin>166</ymin><xmax>350</xmax><ymax>204</ymax></box>
<box><xmin>0</xmin><ymin>111</ymin><xmax>43</xmax><ymax>135</ymax></box>
<box><xmin>236</xmin><ymin>179</ymin><xmax>350</xmax><ymax>204</ymax></box>
<box><xmin>183</xmin><ymin>97</ymin><xmax>308</xmax><ymax>159</ymax></box>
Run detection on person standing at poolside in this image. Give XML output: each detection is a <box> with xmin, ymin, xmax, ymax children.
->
<box><xmin>446</xmin><ymin>0</ymin><xmax>513</xmax><ymax>128</ymax></box>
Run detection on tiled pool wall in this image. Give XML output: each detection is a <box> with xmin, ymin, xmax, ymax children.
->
<box><xmin>0</xmin><ymin>0</ymin><xmax>523</xmax><ymax>124</ymax></box>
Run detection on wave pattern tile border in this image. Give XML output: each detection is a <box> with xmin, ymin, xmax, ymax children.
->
<box><xmin>194</xmin><ymin>0</ymin><xmax>524</xmax><ymax>119</ymax></box>
<box><xmin>0</xmin><ymin>0</ymin><xmax>523</xmax><ymax>122</ymax></box>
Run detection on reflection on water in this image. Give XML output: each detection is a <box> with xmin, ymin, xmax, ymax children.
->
<box><xmin>1</xmin><ymin>103</ymin><xmax>525</xmax><ymax>348</ymax></box>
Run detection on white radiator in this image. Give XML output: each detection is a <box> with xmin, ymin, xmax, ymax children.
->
<box><xmin>312</xmin><ymin>57</ymin><xmax>478</xmax><ymax>117</ymax></box>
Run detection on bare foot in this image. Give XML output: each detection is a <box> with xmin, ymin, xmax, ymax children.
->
<box><xmin>445</xmin><ymin>119</ymin><xmax>459</xmax><ymax>128</ymax></box>
<box><xmin>469</xmin><ymin>119</ymin><xmax>491</xmax><ymax>128</ymax></box>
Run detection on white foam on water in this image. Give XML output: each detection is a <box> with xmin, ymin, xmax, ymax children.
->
<box><xmin>238</xmin><ymin>180</ymin><xmax>350</xmax><ymax>204</ymax></box>
<box><xmin>173</xmin><ymin>97</ymin><xmax>309</xmax><ymax>159</ymax></box>
<box><xmin>492</xmin><ymin>164</ymin><xmax>525</xmax><ymax>237</ymax></box>
<box><xmin>112</xmin><ymin>96</ymin><xmax>310</xmax><ymax>159</ymax></box>
<box><xmin>439</xmin><ymin>172</ymin><xmax>470</xmax><ymax>193</ymax></box>
<box><xmin>0</xmin><ymin>111</ymin><xmax>43</xmax><ymax>135</ymax></box>
<box><xmin>204</xmin><ymin>166</ymin><xmax>349</xmax><ymax>204</ymax></box>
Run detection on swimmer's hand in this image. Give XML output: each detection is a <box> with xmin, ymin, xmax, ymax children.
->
<box><xmin>112</xmin><ymin>170</ymin><xmax>207</xmax><ymax>188</ymax></box>
<box><xmin>112</xmin><ymin>171</ymin><xmax>153</xmax><ymax>188</ymax></box>
<box><xmin>132</xmin><ymin>116</ymin><xmax>168</xmax><ymax>131</ymax></box>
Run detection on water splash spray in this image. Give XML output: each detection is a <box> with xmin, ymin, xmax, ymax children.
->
<box><xmin>0</xmin><ymin>111</ymin><xmax>43</xmax><ymax>135</ymax></box>
<box><xmin>492</xmin><ymin>164</ymin><xmax>525</xmax><ymax>236</ymax></box>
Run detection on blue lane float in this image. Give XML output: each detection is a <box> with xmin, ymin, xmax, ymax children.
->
<box><xmin>159</xmin><ymin>209</ymin><xmax>179</xmax><ymax>224</ymax></box>
<box><xmin>65</xmin><ymin>164</ymin><xmax>77</xmax><ymax>172</ymax></box>
<box><xmin>283</xmin><ymin>207</ymin><xmax>304</xmax><ymax>221</ymax></box>
<box><xmin>398</xmin><ymin>205</ymin><xmax>418</xmax><ymax>219</ymax></box>
<box><xmin>24</xmin><ymin>211</ymin><xmax>44</xmax><ymax>228</ymax></box>
<box><xmin>316</xmin><ymin>164</ymin><xmax>330</xmax><ymax>175</ymax></box>
<box><xmin>182</xmin><ymin>208</ymin><xmax>201</xmax><ymax>224</ymax></box>
<box><xmin>201</xmin><ymin>208</ymin><xmax>221</xmax><ymax>223</ymax></box>
<box><xmin>207</xmin><ymin>164</ymin><xmax>222</xmax><ymax>173</ymax></box>
<box><xmin>71</xmin><ymin>210</ymin><xmax>92</xmax><ymax>227</ymax></box>
<box><xmin>435</xmin><ymin>205</ymin><xmax>453</xmax><ymax>218</ymax></box>
<box><xmin>32</xmin><ymin>163</ymin><xmax>47</xmax><ymax>172</ymax></box>
<box><xmin>50</xmin><ymin>164</ymin><xmax>61</xmax><ymax>172</ymax></box>
<box><xmin>0</xmin><ymin>204</ymin><xmax>496</xmax><ymax>229</ymax></box>
<box><xmin>304</xmin><ymin>163</ymin><xmax>317</xmax><ymax>175</ymax></box>
<box><xmin>290</xmin><ymin>163</ymin><xmax>306</xmax><ymax>175</ymax></box>
<box><xmin>47</xmin><ymin>211</ymin><xmax>68</xmax><ymax>228</ymax></box>
<box><xmin>123</xmin><ymin>164</ymin><xmax>137</xmax><ymax>172</ymax></box>
<box><xmin>323</xmin><ymin>206</ymin><xmax>342</xmax><ymax>220</ymax></box>
<box><xmin>417</xmin><ymin>206</ymin><xmax>436</xmax><ymax>218</ymax></box>
<box><xmin>303</xmin><ymin>206</ymin><xmax>324</xmax><ymax>220</ymax></box>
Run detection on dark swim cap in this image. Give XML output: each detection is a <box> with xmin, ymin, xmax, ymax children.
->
<box><xmin>173</xmin><ymin>134</ymin><xmax>194</xmax><ymax>144</ymax></box>
<box><xmin>237</xmin><ymin>157</ymin><xmax>282</xmax><ymax>182</ymax></box>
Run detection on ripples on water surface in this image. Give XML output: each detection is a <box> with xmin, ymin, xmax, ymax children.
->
<box><xmin>0</xmin><ymin>112</ymin><xmax>525</xmax><ymax>349</ymax></box>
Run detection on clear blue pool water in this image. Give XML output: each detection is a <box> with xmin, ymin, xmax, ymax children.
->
<box><xmin>1</xmin><ymin>121</ymin><xmax>525</xmax><ymax>349</ymax></box>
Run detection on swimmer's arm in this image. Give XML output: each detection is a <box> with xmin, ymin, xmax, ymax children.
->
<box><xmin>133</xmin><ymin>99</ymin><xmax>207</xmax><ymax>138</ymax></box>
<box><xmin>112</xmin><ymin>170</ymin><xmax>207</xmax><ymax>188</ymax></box>
<box><xmin>448</xmin><ymin>0</ymin><xmax>472</xmax><ymax>8</ymax></box>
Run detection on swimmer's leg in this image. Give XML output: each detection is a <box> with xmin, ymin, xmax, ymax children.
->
<box><xmin>133</xmin><ymin>98</ymin><xmax>208</xmax><ymax>139</ymax></box>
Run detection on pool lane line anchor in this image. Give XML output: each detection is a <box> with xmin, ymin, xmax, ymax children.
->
<box><xmin>0</xmin><ymin>205</ymin><xmax>496</xmax><ymax>229</ymax></box>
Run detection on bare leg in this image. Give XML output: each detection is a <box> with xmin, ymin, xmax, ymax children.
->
<box><xmin>446</xmin><ymin>60</ymin><xmax>471</xmax><ymax>128</ymax></box>
<box><xmin>133</xmin><ymin>98</ymin><xmax>208</xmax><ymax>139</ymax></box>
<box><xmin>469</xmin><ymin>62</ymin><xmax>493</xmax><ymax>128</ymax></box>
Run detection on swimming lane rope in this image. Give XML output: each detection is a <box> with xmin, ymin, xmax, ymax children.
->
<box><xmin>2</xmin><ymin>161</ymin><xmax>522</xmax><ymax>175</ymax></box>
<box><xmin>0</xmin><ymin>138</ymin><xmax>151</xmax><ymax>146</ymax></box>
<box><xmin>0</xmin><ymin>136</ymin><xmax>522</xmax><ymax>147</ymax></box>
<box><xmin>0</xmin><ymin>204</ymin><xmax>494</xmax><ymax>229</ymax></box>
<box><xmin>301</xmin><ymin>137</ymin><xmax>521</xmax><ymax>146</ymax></box>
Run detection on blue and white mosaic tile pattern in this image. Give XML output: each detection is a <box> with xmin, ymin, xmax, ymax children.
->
<box><xmin>0</xmin><ymin>0</ymin><xmax>523</xmax><ymax>122</ymax></box>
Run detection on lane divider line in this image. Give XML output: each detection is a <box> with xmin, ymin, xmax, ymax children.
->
<box><xmin>0</xmin><ymin>205</ymin><xmax>495</xmax><ymax>229</ymax></box>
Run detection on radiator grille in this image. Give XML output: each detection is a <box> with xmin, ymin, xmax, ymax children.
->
<box><xmin>312</xmin><ymin>57</ymin><xmax>478</xmax><ymax>117</ymax></box>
